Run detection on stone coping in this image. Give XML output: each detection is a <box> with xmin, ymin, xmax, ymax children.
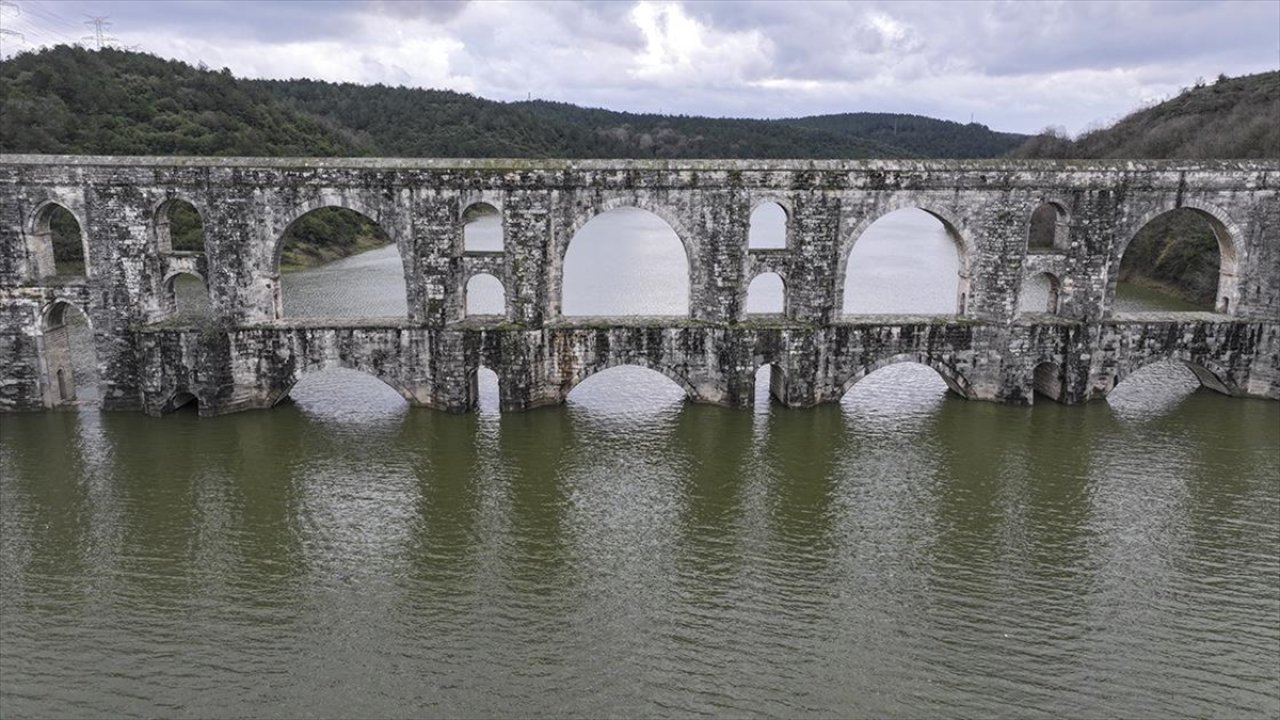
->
<box><xmin>2</xmin><ymin>154</ymin><xmax>1276</xmax><ymax>173</ymax></box>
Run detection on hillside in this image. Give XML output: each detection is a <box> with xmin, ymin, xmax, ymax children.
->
<box><xmin>1011</xmin><ymin>71</ymin><xmax>1279</xmax><ymax>159</ymax></box>
<box><xmin>1</xmin><ymin>45</ymin><xmax>1027</xmax><ymax>160</ymax></box>
<box><xmin>0</xmin><ymin>46</ymin><xmax>365</xmax><ymax>156</ymax></box>
<box><xmin>1010</xmin><ymin>70</ymin><xmax>1280</xmax><ymax>309</ymax></box>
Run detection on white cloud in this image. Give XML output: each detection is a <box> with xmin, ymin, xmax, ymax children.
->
<box><xmin>628</xmin><ymin>1</ymin><xmax>772</xmax><ymax>85</ymax></box>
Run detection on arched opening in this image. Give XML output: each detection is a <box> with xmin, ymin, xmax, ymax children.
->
<box><xmin>748</xmin><ymin>202</ymin><xmax>787</xmax><ymax>249</ymax></box>
<box><xmin>754</xmin><ymin>363</ymin><xmax>785</xmax><ymax>410</ymax></box>
<box><xmin>1017</xmin><ymin>272</ymin><xmax>1061</xmax><ymax>315</ymax></box>
<box><xmin>1028</xmin><ymin>202</ymin><xmax>1068</xmax><ymax>252</ymax></box>
<box><xmin>1107</xmin><ymin>359</ymin><xmax>1233</xmax><ymax>414</ymax></box>
<box><xmin>155</xmin><ymin>199</ymin><xmax>204</xmax><ymax>253</ymax></box>
<box><xmin>1031</xmin><ymin>361</ymin><xmax>1065</xmax><ymax>402</ymax></box>
<box><xmin>162</xmin><ymin>391</ymin><xmax>200</xmax><ymax>414</ymax></box>
<box><xmin>274</xmin><ymin>368</ymin><xmax>409</xmax><ymax>419</ymax></box>
<box><xmin>42</xmin><ymin>301</ymin><xmax>98</xmax><ymax>406</ymax></box>
<box><xmin>566</xmin><ymin>365</ymin><xmax>688</xmax><ymax>410</ymax></box>
<box><xmin>745</xmin><ymin>272</ymin><xmax>785</xmax><ymax>315</ymax></box>
<box><xmin>30</xmin><ymin>203</ymin><xmax>89</xmax><ymax>279</ymax></box>
<box><xmin>841</xmin><ymin>362</ymin><xmax>956</xmax><ymax>414</ymax></box>
<box><xmin>277</xmin><ymin>207</ymin><xmax>406</xmax><ymax>319</ymax></box>
<box><xmin>1115</xmin><ymin>208</ymin><xmax>1234</xmax><ymax>314</ymax></box>
<box><xmin>470</xmin><ymin>367</ymin><xmax>501</xmax><ymax>414</ymax></box>
<box><xmin>842</xmin><ymin>208</ymin><xmax>964</xmax><ymax>315</ymax></box>
<box><xmin>162</xmin><ymin>272</ymin><xmax>213</xmax><ymax>322</ymax></box>
<box><xmin>465</xmin><ymin>273</ymin><xmax>505</xmax><ymax>317</ymax></box>
<box><xmin>462</xmin><ymin>202</ymin><xmax>503</xmax><ymax>252</ymax></box>
<box><xmin>562</xmin><ymin>207</ymin><xmax>689</xmax><ymax>317</ymax></box>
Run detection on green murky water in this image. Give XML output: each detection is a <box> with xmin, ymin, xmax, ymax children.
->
<box><xmin>3</xmin><ymin>211</ymin><xmax>1277</xmax><ymax>718</ymax></box>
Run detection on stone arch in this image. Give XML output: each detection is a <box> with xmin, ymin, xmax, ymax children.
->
<box><xmin>152</xmin><ymin>196</ymin><xmax>207</xmax><ymax>254</ymax></box>
<box><xmin>837</xmin><ymin>202</ymin><xmax>973</xmax><ymax>315</ymax></box>
<box><xmin>465</xmin><ymin>272</ymin><xmax>506</xmax><ymax>316</ymax></box>
<box><xmin>748</xmin><ymin>201</ymin><xmax>789</xmax><ymax>249</ymax></box>
<box><xmin>1027</xmin><ymin>200</ymin><xmax>1070</xmax><ymax>252</ymax></box>
<box><xmin>272</xmin><ymin>194</ymin><xmax>402</xmax><ymax>269</ymax></box>
<box><xmin>1107</xmin><ymin>354</ymin><xmax>1237</xmax><ymax>397</ymax></box>
<box><xmin>1018</xmin><ymin>271</ymin><xmax>1062</xmax><ymax>315</ymax></box>
<box><xmin>26</xmin><ymin>200</ymin><xmax>91</xmax><ymax>280</ymax></box>
<box><xmin>1109</xmin><ymin>201</ymin><xmax>1243</xmax><ymax>316</ymax></box>
<box><xmin>745</xmin><ymin>271</ymin><xmax>786</xmax><ymax>315</ymax></box>
<box><xmin>271</xmin><ymin>198</ymin><xmax>408</xmax><ymax>319</ymax></box>
<box><xmin>561</xmin><ymin>359</ymin><xmax>700</xmax><ymax>402</ymax></box>
<box><xmin>467</xmin><ymin>365</ymin><xmax>502</xmax><ymax>412</ymax></box>
<box><xmin>1030</xmin><ymin>361</ymin><xmax>1066</xmax><ymax>402</ymax></box>
<box><xmin>160</xmin><ymin>269</ymin><xmax>212</xmax><ymax>320</ymax></box>
<box><xmin>558</xmin><ymin>200</ymin><xmax>694</xmax><ymax>317</ymax></box>
<box><xmin>159</xmin><ymin>390</ymin><xmax>200</xmax><ymax>414</ymax></box>
<box><xmin>39</xmin><ymin>299</ymin><xmax>97</xmax><ymax>406</ymax></box>
<box><xmin>836</xmin><ymin>353</ymin><xmax>974</xmax><ymax>399</ymax></box>
<box><xmin>462</xmin><ymin>201</ymin><xmax>503</xmax><ymax>252</ymax></box>
<box><xmin>266</xmin><ymin>363</ymin><xmax>417</xmax><ymax>407</ymax></box>
<box><xmin>754</xmin><ymin>361</ymin><xmax>787</xmax><ymax>407</ymax></box>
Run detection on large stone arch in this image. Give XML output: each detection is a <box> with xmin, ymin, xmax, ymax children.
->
<box><xmin>265</xmin><ymin>360</ymin><xmax>418</xmax><ymax>407</ymax></box>
<box><xmin>835</xmin><ymin>352</ymin><xmax>974</xmax><ymax>399</ymax></box>
<box><xmin>1106</xmin><ymin>352</ymin><xmax>1238</xmax><ymax>398</ymax></box>
<box><xmin>835</xmin><ymin>199</ymin><xmax>974</xmax><ymax>315</ymax></box>
<box><xmin>1108</xmin><ymin>200</ymin><xmax>1244</xmax><ymax>316</ymax></box>
<box><xmin>268</xmin><ymin>193</ymin><xmax>412</xmax><ymax>320</ymax></box>
<box><xmin>560</xmin><ymin>358</ymin><xmax>701</xmax><ymax>403</ymax></box>
<box><xmin>553</xmin><ymin>194</ymin><xmax>700</xmax><ymax>319</ymax></box>
<box><xmin>25</xmin><ymin>198</ymin><xmax>91</xmax><ymax>281</ymax></box>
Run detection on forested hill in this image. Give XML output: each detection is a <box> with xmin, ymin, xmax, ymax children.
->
<box><xmin>0</xmin><ymin>45</ymin><xmax>1028</xmax><ymax>158</ymax></box>
<box><xmin>1011</xmin><ymin>70</ymin><xmax>1280</xmax><ymax>159</ymax></box>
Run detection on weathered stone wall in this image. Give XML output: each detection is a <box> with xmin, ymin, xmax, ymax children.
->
<box><xmin>1</xmin><ymin>155</ymin><xmax>1276</xmax><ymax>416</ymax></box>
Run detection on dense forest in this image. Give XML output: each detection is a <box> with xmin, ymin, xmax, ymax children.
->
<box><xmin>1011</xmin><ymin>71</ymin><xmax>1278</xmax><ymax>308</ymax></box>
<box><xmin>1</xmin><ymin>45</ymin><xmax>1027</xmax><ymax>159</ymax></box>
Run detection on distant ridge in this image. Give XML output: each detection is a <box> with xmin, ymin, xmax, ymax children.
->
<box><xmin>1</xmin><ymin>45</ymin><xmax>1028</xmax><ymax>159</ymax></box>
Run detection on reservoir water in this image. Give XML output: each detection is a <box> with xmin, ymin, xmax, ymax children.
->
<box><xmin>2</xmin><ymin>210</ymin><xmax>1277</xmax><ymax>718</ymax></box>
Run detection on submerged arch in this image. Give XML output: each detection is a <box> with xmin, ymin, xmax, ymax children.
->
<box><xmin>560</xmin><ymin>204</ymin><xmax>692</xmax><ymax>317</ymax></box>
<box><xmin>563</xmin><ymin>361</ymin><xmax>698</xmax><ymax>402</ymax></box>
<box><xmin>268</xmin><ymin>365</ymin><xmax>415</xmax><ymax>407</ymax></box>
<box><xmin>836</xmin><ymin>354</ymin><xmax>973</xmax><ymax>399</ymax></box>
<box><xmin>839</xmin><ymin>206</ymin><xmax>970</xmax><ymax>315</ymax></box>
<box><xmin>1108</xmin><ymin>355</ymin><xmax>1237</xmax><ymax>398</ymax></box>
<box><xmin>40</xmin><ymin>299</ymin><xmax>98</xmax><ymax>406</ymax></box>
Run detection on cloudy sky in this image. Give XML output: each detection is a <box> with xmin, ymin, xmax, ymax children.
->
<box><xmin>2</xmin><ymin>0</ymin><xmax>1277</xmax><ymax>134</ymax></box>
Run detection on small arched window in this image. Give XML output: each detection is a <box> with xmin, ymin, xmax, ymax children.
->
<box><xmin>463</xmin><ymin>203</ymin><xmax>503</xmax><ymax>252</ymax></box>
<box><xmin>745</xmin><ymin>272</ymin><xmax>785</xmax><ymax>314</ymax></box>
<box><xmin>1028</xmin><ymin>203</ymin><xmax>1067</xmax><ymax>252</ymax></box>
<box><xmin>748</xmin><ymin>203</ymin><xmax>787</xmax><ymax>249</ymax></box>
<box><xmin>466</xmin><ymin>273</ymin><xmax>505</xmax><ymax>316</ymax></box>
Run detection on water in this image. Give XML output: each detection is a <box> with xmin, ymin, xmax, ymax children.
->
<box><xmin>3</xmin><ymin>212</ymin><xmax>1277</xmax><ymax>718</ymax></box>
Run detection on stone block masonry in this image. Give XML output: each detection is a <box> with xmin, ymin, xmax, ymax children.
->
<box><xmin>1</xmin><ymin>156</ymin><xmax>1276</xmax><ymax>416</ymax></box>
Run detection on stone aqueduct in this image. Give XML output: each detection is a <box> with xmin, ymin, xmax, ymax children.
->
<box><xmin>0</xmin><ymin>155</ymin><xmax>1276</xmax><ymax>416</ymax></box>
